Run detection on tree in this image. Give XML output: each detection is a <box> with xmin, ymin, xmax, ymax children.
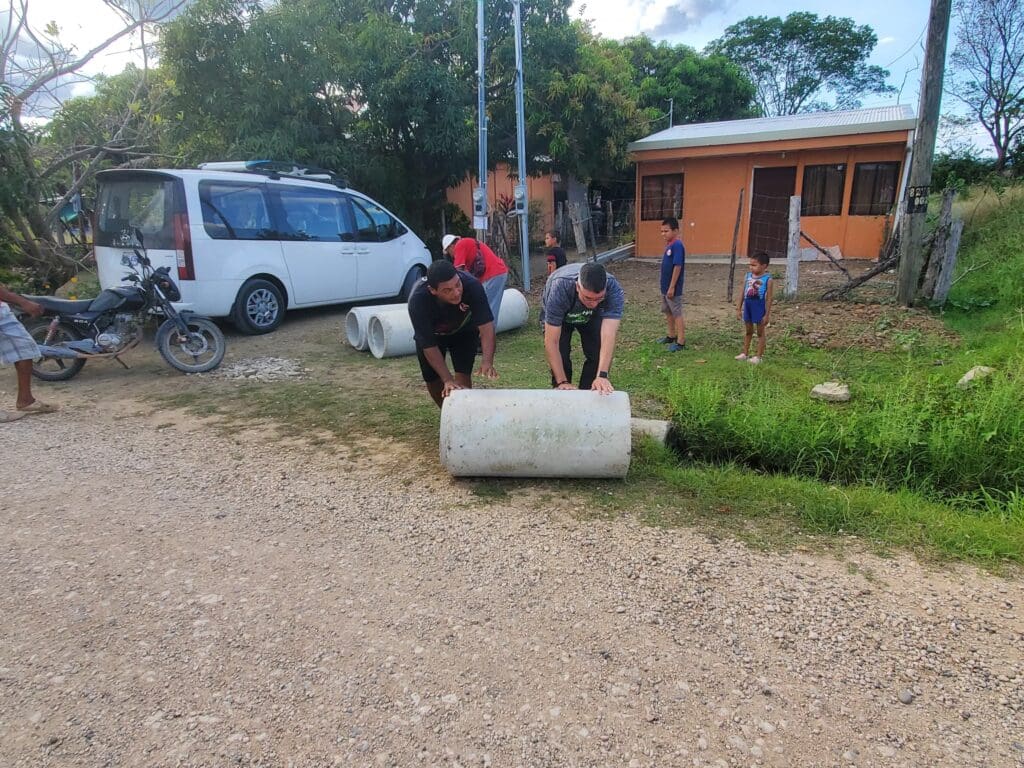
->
<box><xmin>706</xmin><ymin>13</ymin><xmax>894</xmax><ymax>116</ymax></box>
<box><xmin>158</xmin><ymin>0</ymin><xmax>647</xmax><ymax>234</ymax></box>
<box><xmin>621</xmin><ymin>36</ymin><xmax>756</xmax><ymax>126</ymax></box>
<box><xmin>947</xmin><ymin>0</ymin><xmax>1024</xmax><ymax>171</ymax></box>
<box><xmin>1</xmin><ymin>0</ymin><xmax>186</xmax><ymax>283</ymax></box>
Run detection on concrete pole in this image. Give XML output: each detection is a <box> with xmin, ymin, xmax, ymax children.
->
<box><xmin>896</xmin><ymin>0</ymin><xmax>952</xmax><ymax>305</ymax></box>
<box><xmin>512</xmin><ymin>0</ymin><xmax>531</xmax><ymax>289</ymax></box>
<box><xmin>474</xmin><ymin>0</ymin><xmax>488</xmax><ymax>242</ymax></box>
<box><xmin>785</xmin><ymin>196</ymin><xmax>801</xmax><ymax>299</ymax></box>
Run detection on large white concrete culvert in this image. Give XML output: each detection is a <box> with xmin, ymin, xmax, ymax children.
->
<box><xmin>440</xmin><ymin>389</ymin><xmax>632</xmax><ymax>478</ymax></box>
<box><xmin>366</xmin><ymin>289</ymin><xmax>529</xmax><ymax>360</ymax></box>
<box><xmin>345</xmin><ymin>303</ymin><xmax>405</xmax><ymax>350</ymax></box>
<box><xmin>367</xmin><ymin>307</ymin><xmax>418</xmax><ymax>359</ymax></box>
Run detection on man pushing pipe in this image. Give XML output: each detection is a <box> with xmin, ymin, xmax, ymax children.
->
<box><xmin>408</xmin><ymin>260</ymin><xmax>499</xmax><ymax>408</ymax></box>
<box><xmin>540</xmin><ymin>262</ymin><xmax>625</xmax><ymax>395</ymax></box>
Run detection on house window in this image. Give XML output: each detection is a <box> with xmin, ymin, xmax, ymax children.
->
<box><xmin>641</xmin><ymin>174</ymin><xmax>683</xmax><ymax>221</ymax></box>
<box><xmin>849</xmin><ymin>162</ymin><xmax>901</xmax><ymax>216</ymax></box>
<box><xmin>801</xmin><ymin>164</ymin><xmax>846</xmax><ymax>216</ymax></box>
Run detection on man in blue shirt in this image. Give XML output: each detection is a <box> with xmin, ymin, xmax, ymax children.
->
<box><xmin>657</xmin><ymin>217</ymin><xmax>686</xmax><ymax>351</ymax></box>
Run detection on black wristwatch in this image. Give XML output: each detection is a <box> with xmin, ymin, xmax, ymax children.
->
<box><xmin>598</xmin><ymin>370</ymin><xmax>609</xmax><ymax>379</ymax></box>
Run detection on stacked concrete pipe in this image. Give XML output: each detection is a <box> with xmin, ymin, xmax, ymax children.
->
<box><xmin>440</xmin><ymin>389</ymin><xmax>632</xmax><ymax>478</ymax></box>
<box><xmin>366</xmin><ymin>288</ymin><xmax>529</xmax><ymax>360</ymax></box>
<box><xmin>344</xmin><ymin>303</ymin><xmax>405</xmax><ymax>351</ymax></box>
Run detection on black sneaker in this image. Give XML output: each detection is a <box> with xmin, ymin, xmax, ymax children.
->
<box><xmin>656</xmin><ymin>336</ymin><xmax>676</xmax><ymax>344</ymax></box>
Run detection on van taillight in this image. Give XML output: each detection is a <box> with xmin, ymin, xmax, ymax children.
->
<box><xmin>173</xmin><ymin>211</ymin><xmax>194</xmax><ymax>280</ymax></box>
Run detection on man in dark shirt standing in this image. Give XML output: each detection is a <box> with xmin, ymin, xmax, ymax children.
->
<box><xmin>540</xmin><ymin>262</ymin><xmax>625</xmax><ymax>395</ymax></box>
<box><xmin>407</xmin><ymin>260</ymin><xmax>498</xmax><ymax>407</ymax></box>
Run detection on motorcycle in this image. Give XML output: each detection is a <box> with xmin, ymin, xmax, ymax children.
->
<box><xmin>24</xmin><ymin>231</ymin><xmax>226</xmax><ymax>381</ymax></box>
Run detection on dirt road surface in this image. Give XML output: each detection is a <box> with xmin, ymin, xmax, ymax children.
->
<box><xmin>1</xmin><ymin>261</ymin><xmax>1021</xmax><ymax>767</ymax></box>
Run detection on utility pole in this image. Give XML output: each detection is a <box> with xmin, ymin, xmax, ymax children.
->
<box><xmin>896</xmin><ymin>0</ymin><xmax>952</xmax><ymax>305</ymax></box>
<box><xmin>473</xmin><ymin>0</ymin><xmax>488</xmax><ymax>242</ymax></box>
<box><xmin>667</xmin><ymin>97</ymin><xmax>674</xmax><ymax>128</ymax></box>
<box><xmin>512</xmin><ymin>0</ymin><xmax>531</xmax><ymax>288</ymax></box>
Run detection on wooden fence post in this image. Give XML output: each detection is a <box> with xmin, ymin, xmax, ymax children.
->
<box><xmin>726</xmin><ymin>188</ymin><xmax>745</xmax><ymax>302</ymax></box>
<box><xmin>568</xmin><ymin>202</ymin><xmax>588</xmax><ymax>259</ymax></box>
<box><xmin>932</xmin><ymin>219</ymin><xmax>964</xmax><ymax>306</ymax></box>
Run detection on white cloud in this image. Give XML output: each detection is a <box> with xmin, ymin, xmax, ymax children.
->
<box><xmin>878</xmin><ymin>36</ymin><xmax>897</xmax><ymax>45</ymax></box>
<box><xmin>575</xmin><ymin>0</ymin><xmax>730</xmax><ymax>40</ymax></box>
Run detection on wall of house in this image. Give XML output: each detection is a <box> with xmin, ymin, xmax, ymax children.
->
<box><xmin>633</xmin><ymin>133</ymin><xmax>910</xmax><ymax>260</ymax></box>
<box><xmin>446</xmin><ymin>163</ymin><xmax>556</xmax><ymax>232</ymax></box>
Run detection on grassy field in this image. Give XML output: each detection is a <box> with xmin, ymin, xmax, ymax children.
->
<box><xmin>152</xmin><ymin>186</ymin><xmax>1024</xmax><ymax>569</ymax></box>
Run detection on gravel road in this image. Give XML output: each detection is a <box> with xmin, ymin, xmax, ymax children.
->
<box><xmin>1</xmin><ymin>388</ymin><xmax>1022</xmax><ymax>767</ymax></box>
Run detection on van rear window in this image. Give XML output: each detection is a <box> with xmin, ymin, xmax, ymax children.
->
<box><xmin>95</xmin><ymin>177</ymin><xmax>177</xmax><ymax>249</ymax></box>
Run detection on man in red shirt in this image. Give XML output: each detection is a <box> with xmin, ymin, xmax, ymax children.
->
<box><xmin>442</xmin><ymin>234</ymin><xmax>509</xmax><ymax>326</ymax></box>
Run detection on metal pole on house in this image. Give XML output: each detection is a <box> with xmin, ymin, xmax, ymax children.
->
<box><xmin>474</xmin><ymin>0</ymin><xmax>488</xmax><ymax>242</ymax></box>
<box><xmin>896</xmin><ymin>0</ymin><xmax>951</xmax><ymax>305</ymax></box>
<box><xmin>668</xmin><ymin>98</ymin><xmax>673</xmax><ymax>128</ymax></box>
<box><xmin>512</xmin><ymin>0</ymin><xmax>531</xmax><ymax>288</ymax></box>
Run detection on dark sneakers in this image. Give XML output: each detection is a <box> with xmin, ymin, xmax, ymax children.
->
<box><xmin>667</xmin><ymin>342</ymin><xmax>686</xmax><ymax>352</ymax></box>
<box><xmin>656</xmin><ymin>336</ymin><xmax>676</xmax><ymax>344</ymax></box>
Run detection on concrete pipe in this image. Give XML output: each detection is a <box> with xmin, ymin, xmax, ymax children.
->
<box><xmin>440</xmin><ymin>389</ymin><xmax>632</xmax><ymax>478</ymax></box>
<box><xmin>367</xmin><ymin>307</ymin><xmax>419</xmax><ymax>359</ymax></box>
<box><xmin>494</xmin><ymin>289</ymin><xmax>529</xmax><ymax>333</ymax></box>
<box><xmin>345</xmin><ymin>303</ymin><xmax>405</xmax><ymax>350</ymax></box>
<box><xmin>367</xmin><ymin>289</ymin><xmax>529</xmax><ymax>360</ymax></box>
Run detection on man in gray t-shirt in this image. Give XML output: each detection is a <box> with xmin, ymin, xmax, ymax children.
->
<box><xmin>540</xmin><ymin>262</ymin><xmax>625</xmax><ymax>394</ymax></box>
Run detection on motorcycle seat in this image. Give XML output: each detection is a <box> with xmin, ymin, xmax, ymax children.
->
<box><xmin>26</xmin><ymin>296</ymin><xmax>96</xmax><ymax>314</ymax></box>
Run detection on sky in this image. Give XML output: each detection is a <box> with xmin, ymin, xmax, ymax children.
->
<box><xmin>576</xmin><ymin>0</ymin><xmax>936</xmax><ymax>109</ymax></box>
<box><xmin>9</xmin><ymin>0</ymin><xmax>978</xmax><ymax>150</ymax></box>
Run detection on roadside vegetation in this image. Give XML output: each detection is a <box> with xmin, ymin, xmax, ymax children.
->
<box><xmin>151</xmin><ymin>184</ymin><xmax>1024</xmax><ymax>569</ymax></box>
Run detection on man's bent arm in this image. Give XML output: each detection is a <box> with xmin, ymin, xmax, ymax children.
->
<box><xmin>422</xmin><ymin>346</ymin><xmax>454</xmax><ymax>383</ymax></box>
<box><xmin>543</xmin><ymin>323</ymin><xmax>569</xmax><ymax>384</ymax></box>
<box><xmin>597</xmin><ymin>319</ymin><xmax>621</xmax><ymax>374</ymax></box>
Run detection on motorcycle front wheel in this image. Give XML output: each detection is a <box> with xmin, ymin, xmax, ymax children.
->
<box><xmin>27</xmin><ymin>320</ymin><xmax>87</xmax><ymax>381</ymax></box>
<box><xmin>156</xmin><ymin>317</ymin><xmax>226</xmax><ymax>374</ymax></box>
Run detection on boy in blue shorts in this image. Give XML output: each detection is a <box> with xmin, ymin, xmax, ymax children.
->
<box><xmin>735</xmin><ymin>252</ymin><xmax>773</xmax><ymax>365</ymax></box>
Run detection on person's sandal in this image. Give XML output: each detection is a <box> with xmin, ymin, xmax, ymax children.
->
<box><xmin>17</xmin><ymin>400</ymin><xmax>60</xmax><ymax>415</ymax></box>
<box><xmin>735</xmin><ymin>353</ymin><xmax>748</xmax><ymax>360</ymax></box>
<box><xmin>748</xmin><ymin>356</ymin><xmax>761</xmax><ymax>365</ymax></box>
<box><xmin>1</xmin><ymin>410</ymin><xmax>27</xmax><ymax>423</ymax></box>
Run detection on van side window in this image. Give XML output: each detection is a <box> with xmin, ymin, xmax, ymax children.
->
<box><xmin>277</xmin><ymin>187</ymin><xmax>354</xmax><ymax>242</ymax></box>
<box><xmin>350</xmin><ymin>197</ymin><xmax>405</xmax><ymax>241</ymax></box>
<box><xmin>199</xmin><ymin>182</ymin><xmax>273</xmax><ymax>240</ymax></box>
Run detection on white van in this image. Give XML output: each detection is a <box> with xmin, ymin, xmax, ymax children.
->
<box><xmin>93</xmin><ymin>163</ymin><xmax>432</xmax><ymax>333</ymax></box>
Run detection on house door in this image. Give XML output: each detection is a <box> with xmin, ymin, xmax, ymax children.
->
<box><xmin>748</xmin><ymin>166</ymin><xmax>797</xmax><ymax>259</ymax></box>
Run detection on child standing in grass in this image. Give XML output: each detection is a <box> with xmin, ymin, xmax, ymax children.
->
<box><xmin>735</xmin><ymin>251</ymin><xmax>773</xmax><ymax>364</ymax></box>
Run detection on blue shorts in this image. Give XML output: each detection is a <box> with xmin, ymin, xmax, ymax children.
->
<box><xmin>742</xmin><ymin>299</ymin><xmax>766</xmax><ymax>325</ymax></box>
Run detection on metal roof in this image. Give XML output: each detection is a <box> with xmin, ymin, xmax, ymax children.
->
<box><xmin>628</xmin><ymin>105</ymin><xmax>916</xmax><ymax>153</ymax></box>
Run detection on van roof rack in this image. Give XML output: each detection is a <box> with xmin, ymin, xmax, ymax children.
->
<box><xmin>198</xmin><ymin>160</ymin><xmax>347</xmax><ymax>188</ymax></box>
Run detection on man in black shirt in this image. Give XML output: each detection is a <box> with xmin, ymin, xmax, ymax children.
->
<box><xmin>407</xmin><ymin>260</ymin><xmax>498</xmax><ymax>407</ymax></box>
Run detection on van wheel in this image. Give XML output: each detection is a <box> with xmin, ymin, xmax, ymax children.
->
<box><xmin>399</xmin><ymin>266</ymin><xmax>426</xmax><ymax>301</ymax></box>
<box><xmin>233</xmin><ymin>279</ymin><xmax>284</xmax><ymax>334</ymax></box>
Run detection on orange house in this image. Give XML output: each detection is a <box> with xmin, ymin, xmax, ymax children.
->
<box><xmin>446</xmin><ymin>162</ymin><xmax>560</xmax><ymax>232</ymax></box>
<box><xmin>627</xmin><ymin>105</ymin><xmax>917</xmax><ymax>260</ymax></box>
